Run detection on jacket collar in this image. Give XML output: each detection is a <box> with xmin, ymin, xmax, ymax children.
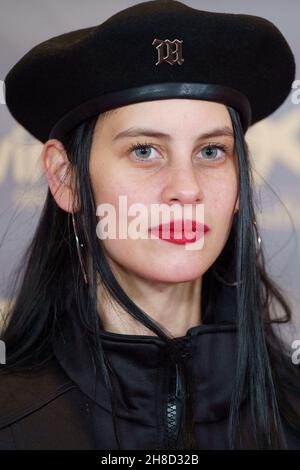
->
<box><xmin>52</xmin><ymin>279</ymin><xmax>244</xmax><ymax>426</ymax></box>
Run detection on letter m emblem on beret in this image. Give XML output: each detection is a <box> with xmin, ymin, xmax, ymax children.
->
<box><xmin>152</xmin><ymin>39</ymin><xmax>184</xmax><ymax>65</ymax></box>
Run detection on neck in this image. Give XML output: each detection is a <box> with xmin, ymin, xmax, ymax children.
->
<box><xmin>95</xmin><ymin>256</ymin><xmax>202</xmax><ymax>337</ymax></box>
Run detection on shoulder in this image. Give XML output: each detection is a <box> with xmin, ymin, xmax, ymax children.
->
<box><xmin>0</xmin><ymin>358</ymin><xmax>78</xmax><ymax>449</ymax></box>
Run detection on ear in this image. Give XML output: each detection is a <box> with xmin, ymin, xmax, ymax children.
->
<box><xmin>40</xmin><ymin>139</ymin><xmax>76</xmax><ymax>213</ymax></box>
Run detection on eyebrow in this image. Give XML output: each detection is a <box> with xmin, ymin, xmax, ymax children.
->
<box><xmin>112</xmin><ymin>125</ymin><xmax>234</xmax><ymax>142</ymax></box>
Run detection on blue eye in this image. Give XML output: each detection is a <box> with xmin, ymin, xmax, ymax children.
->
<box><xmin>133</xmin><ymin>145</ymin><xmax>153</xmax><ymax>159</ymax></box>
<box><xmin>200</xmin><ymin>144</ymin><xmax>226</xmax><ymax>160</ymax></box>
<box><xmin>128</xmin><ymin>142</ymin><xmax>157</xmax><ymax>162</ymax></box>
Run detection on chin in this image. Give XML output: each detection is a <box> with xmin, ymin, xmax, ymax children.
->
<box><xmin>131</xmin><ymin>264</ymin><xmax>207</xmax><ymax>284</ymax></box>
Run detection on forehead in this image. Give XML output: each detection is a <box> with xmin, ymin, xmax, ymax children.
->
<box><xmin>95</xmin><ymin>99</ymin><xmax>232</xmax><ymax>135</ymax></box>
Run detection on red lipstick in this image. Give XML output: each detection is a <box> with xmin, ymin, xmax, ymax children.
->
<box><xmin>149</xmin><ymin>220</ymin><xmax>210</xmax><ymax>245</ymax></box>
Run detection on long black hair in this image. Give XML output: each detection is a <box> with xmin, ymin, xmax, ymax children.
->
<box><xmin>1</xmin><ymin>104</ymin><xmax>300</xmax><ymax>450</ymax></box>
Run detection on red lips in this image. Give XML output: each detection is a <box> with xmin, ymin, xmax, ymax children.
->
<box><xmin>149</xmin><ymin>219</ymin><xmax>210</xmax><ymax>244</ymax></box>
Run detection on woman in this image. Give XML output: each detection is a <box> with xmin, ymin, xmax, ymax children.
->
<box><xmin>0</xmin><ymin>0</ymin><xmax>300</xmax><ymax>450</ymax></box>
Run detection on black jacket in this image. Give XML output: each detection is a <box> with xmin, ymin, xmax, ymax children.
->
<box><xmin>1</xmin><ymin>285</ymin><xmax>300</xmax><ymax>450</ymax></box>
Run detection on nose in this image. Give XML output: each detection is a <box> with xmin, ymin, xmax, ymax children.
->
<box><xmin>161</xmin><ymin>164</ymin><xmax>204</xmax><ymax>206</ymax></box>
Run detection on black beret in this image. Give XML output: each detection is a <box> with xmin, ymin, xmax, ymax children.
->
<box><xmin>4</xmin><ymin>0</ymin><xmax>296</xmax><ymax>143</ymax></box>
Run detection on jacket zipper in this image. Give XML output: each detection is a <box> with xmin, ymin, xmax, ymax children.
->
<box><xmin>165</xmin><ymin>362</ymin><xmax>185</xmax><ymax>449</ymax></box>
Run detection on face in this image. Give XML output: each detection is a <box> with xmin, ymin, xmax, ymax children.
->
<box><xmin>89</xmin><ymin>99</ymin><xmax>239</xmax><ymax>283</ymax></box>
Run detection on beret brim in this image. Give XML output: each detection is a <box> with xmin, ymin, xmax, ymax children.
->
<box><xmin>4</xmin><ymin>0</ymin><xmax>296</xmax><ymax>143</ymax></box>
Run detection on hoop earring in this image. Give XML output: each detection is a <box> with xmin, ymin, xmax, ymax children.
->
<box><xmin>253</xmin><ymin>218</ymin><xmax>262</xmax><ymax>256</ymax></box>
<box><xmin>71</xmin><ymin>212</ymin><xmax>89</xmax><ymax>285</ymax></box>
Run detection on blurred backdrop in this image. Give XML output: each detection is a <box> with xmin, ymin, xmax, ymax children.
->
<box><xmin>0</xmin><ymin>0</ymin><xmax>299</xmax><ymax>340</ymax></box>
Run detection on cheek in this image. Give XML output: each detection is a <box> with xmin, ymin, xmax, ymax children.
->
<box><xmin>205</xmin><ymin>167</ymin><xmax>238</xmax><ymax>214</ymax></box>
<box><xmin>89</xmin><ymin>160</ymin><xmax>132</xmax><ymax>206</ymax></box>
<box><xmin>204</xmin><ymin>175</ymin><xmax>238</xmax><ymax>250</ymax></box>
<box><xmin>90</xmin><ymin>154</ymin><xmax>148</xmax><ymax>205</ymax></box>
<box><xmin>208</xmin><ymin>190</ymin><xmax>237</xmax><ymax>219</ymax></box>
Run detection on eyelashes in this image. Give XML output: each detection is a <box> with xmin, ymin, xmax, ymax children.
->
<box><xmin>126</xmin><ymin>140</ymin><xmax>231</xmax><ymax>163</ymax></box>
